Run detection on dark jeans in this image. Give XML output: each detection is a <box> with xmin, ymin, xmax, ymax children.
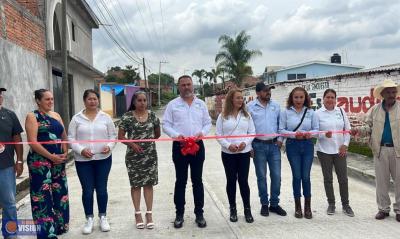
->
<box><xmin>252</xmin><ymin>141</ymin><xmax>282</xmax><ymax>206</ymax></box>
<box><xmin>221</xmin><ymin>152</ymin><xmax>251</xmax><ymax>208</ymax></box>
<box><xmin>75</xmin><ymin>156</ymin><xmax>112</xmax><ymax>217</ymax></box>
<box><xmin>286</xmin><ymin>139</ymin><xmax>314</xmax><ymax>198</ymax></box>
<box><xmin>317</xmin><ymin>151</ymin><xmax>349</xmax><ymax>206</ymax></box>
<box><xmin>172</xmin><ymin>140</ymin><xmax>205</xmax><ymax>216</ymax></box>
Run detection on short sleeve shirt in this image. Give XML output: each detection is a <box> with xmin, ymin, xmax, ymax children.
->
<box><xmin>0</xmin><ymin>107</ymin><xmax>24</xmax><ymax>169</ymax></box>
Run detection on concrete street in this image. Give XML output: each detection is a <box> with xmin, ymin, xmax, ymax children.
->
<box><xmin>16</xmin><ymin>114</ymin><xmax>400</xmax><ymax>239</ymax></box>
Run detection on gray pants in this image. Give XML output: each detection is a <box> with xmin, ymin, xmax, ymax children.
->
<box><xmin>374</xmin><ymin>146</ymin><xmax>400</xmax><ymax>214</ymax></box>
<box><xmin>317</xmin><ymin>151</ymin><xmax>349</xmax><ymax>206</ymax></box>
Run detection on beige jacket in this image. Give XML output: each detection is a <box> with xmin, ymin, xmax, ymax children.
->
<box><xmin>359</xmin><ymin>100</ymin><xmax>400</xmax><ymax>157</ymax></box>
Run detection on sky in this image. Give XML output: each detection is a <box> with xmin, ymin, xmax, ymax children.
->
<box><xmin>87</xmin><ymin>0</ymin><xmax>400</xmax><ymax>81</ymax></box>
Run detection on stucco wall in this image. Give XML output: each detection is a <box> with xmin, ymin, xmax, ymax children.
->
<box><xmin>0</xmin><ymin>38</ymin><xmax>48</xmax><ymax>124</ymax></box>
<box><xmin>71</xmin><ymin>69</ymin><xmax>95</xmax><ymax>114</ymax></box>
<box><xmin>100</xmin><ymin>90</ymin><xmax>113</xmax><ymax>117</ymax></box>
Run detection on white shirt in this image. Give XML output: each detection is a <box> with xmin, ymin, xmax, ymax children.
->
<box><xmin>163</xmin><ymin>97</ymin><xmax>212</xmax><ymax>138</ymax></box>
<box><xmin>316</xmin><ymin>106</ymin><xmax>351</xmax><ymax>154</ymax></box>
<box><xmin>216</xmin><ymin>111</ymin><xmax>255</xmax><ymax>154</ymax></box>
<box><xmin>68</xmin><ymin>110</ymin><xmax>117</xmax><ymax>162</ymax></box>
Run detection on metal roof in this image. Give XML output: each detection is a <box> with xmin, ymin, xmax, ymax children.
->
<box><xmin>275</xmin><ymin>61</ymin><xmax>364</xmax><ymax>72</ymax></box>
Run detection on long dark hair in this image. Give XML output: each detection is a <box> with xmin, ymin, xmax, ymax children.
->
<box><xmin>286</xmin><ymin>87</ymin><xmax>311</xmax><ymax>109</ymax></box>
<box><xmin>128</xmin><ymin>91</ymin><xmax>146</xmax><ymax>111</ymax></box>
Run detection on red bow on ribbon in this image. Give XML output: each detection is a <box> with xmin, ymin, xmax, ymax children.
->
<box><xmin>180</xmin><ymin>137</ymin><xmax>200</xmax><ymax>156</ymax></box>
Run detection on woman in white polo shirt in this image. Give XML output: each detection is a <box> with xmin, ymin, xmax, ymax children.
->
<box><xmin>68</xmin><ymin>89</ymin><xmax>117</xmax><ymax>234</ymax></box>
<box><xmin>216</xmin><ymin>89</ymin><xmax>256</xmax><ymax>223</ymax></box>
<box><xmin>316</xmin><ymin>88</ymin><xmax>354</xmax><ymax>217</ymax></box>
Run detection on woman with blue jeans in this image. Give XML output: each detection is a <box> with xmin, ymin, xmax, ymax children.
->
<box><xmin>279</xmin><ymin>87</ymin><xmax>319</xmax><ymax>219</ymax></box>
<box><xmin>68</xmin><ymin>90</ymin><xmax>117</xmax><ymax>234</ymax></box>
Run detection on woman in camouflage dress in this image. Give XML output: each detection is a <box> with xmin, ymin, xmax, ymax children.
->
<box><xmin>118</xmin><ymin>91</ymin><xmax>160</xmax><ymax>229</ymax></box>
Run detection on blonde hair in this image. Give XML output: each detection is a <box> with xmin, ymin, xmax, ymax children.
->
<box><xmin>222</xmin><ymin>89</ymin><xmax>249</xmax><ymax>119</ymax></box>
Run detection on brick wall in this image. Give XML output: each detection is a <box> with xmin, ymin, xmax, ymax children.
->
<box><xmin>15</xmin><ymin>0</ymin><xmax>39</xmax><ymax>16</ymax></box>
<box><xmin>2</xmin><ymin>1</ymin><xmax>45</xmax><ymax>57</ymax></box>
<box><xmin>206</xmin><ymin>71</ymin><xmax>400</xmax><ymax>142</ymax></box>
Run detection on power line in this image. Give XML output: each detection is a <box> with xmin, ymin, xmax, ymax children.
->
<box><xmin>145</xmin><ymin>0</ymin><xmax>164</xmax><ymax>61</ymax></box>
<box><xmin>98</xmin><ymin>0</ymin><xmax>142</xmax><ymax>62</ymax></box>
<box><xmin>91</xmin><ymin>0</ymin><xmax>142</xmax><ymax>65</ymax></box>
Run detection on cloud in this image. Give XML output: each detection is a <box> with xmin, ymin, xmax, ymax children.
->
<box><xmin>267</xmin><ymin>0</ymin><xmax>400</xmax><ymax>51</ymax></box>
<box><xmin>88</xmin><ymin>0</ymin><xmax>400</xmax><ymax>78</ymax></box>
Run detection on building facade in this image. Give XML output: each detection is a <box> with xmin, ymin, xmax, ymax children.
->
<box><xmin>273</xmin><ymin>61</ymin><xmax>363</xmax><ymax>83</ymax></box>
<box><xmin>0</xmin><ymin>0</ymin><xmax>102</xmax><ymax>123</ymax></box>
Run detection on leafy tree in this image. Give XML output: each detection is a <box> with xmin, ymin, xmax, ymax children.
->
<box><xmin>215</xmin><ymin>30</ymin><xmax>261</xmax><ymax>87</ymax></box>
<box><xmin>121</xmin><ymin>65</ymin><xmax>140</xmax><ymax>84</ymax></box>
<box><xmin>110</xmin><ymin>66</ymin><xmax>122</xmax><ymax>71</ymax></box>
<box><xmin>148</xmin><ymin>73</ymin><xmax>175</xmax><ymax>86</ymax></box>
<box><xmin>105</xmin><ymin>74</ymin><xmax>118</xmax><ymax>82</ymax></box>
<box><xmin>192</xmin><ymin>69</ymin><xmax>207</xmax><ymax>96</ymax></box>
<box><xmin>203</xmin><ymin>82</ymin><xmax>213</xmax><ymax>97</ymax></box>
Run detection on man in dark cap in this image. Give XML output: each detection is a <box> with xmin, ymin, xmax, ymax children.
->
<box><xmin>0</xmin><ymin>87</ymin><xmax>24</xmax><ymax>238</ymax></box>
<box><xmin>247</xmin><ymin>82</ymin><xmax>287</xmax><ymax>217</ymax></box>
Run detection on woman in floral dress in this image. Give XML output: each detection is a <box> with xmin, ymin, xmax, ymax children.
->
<box><xmin>118</xmin><ymin>91</ymin><xmax>160</xmax><ymax>229</ymax></box>
<box><xmin>25</xmin><ymin>89</ymin><xmax>69</xmax><ymax>238</ymax></box>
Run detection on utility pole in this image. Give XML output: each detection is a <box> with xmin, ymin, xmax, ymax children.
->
<box><xmin>61</xmin><ymin>0</ymin><xmax>70</xmax><ymax>125</ymax></box>
<box><xmin>158</xmin><ymin>61</ymin><xmax>168</xmax><ymax>106</ymax></box>
<box><xmin>142</xmin><ymin>58</ymin><xmax>151</xmax><ymax>108</ymax></box>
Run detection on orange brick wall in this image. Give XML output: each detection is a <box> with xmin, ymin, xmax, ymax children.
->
<box><xmin>3</xmin><ymin>1</ymin><xmax>45</xmax><ymax>57</ymax></box>
<box><xmin>15</xmin><ymin>0</ymin><xmax>39</xmax><ymax>16</ymax></box>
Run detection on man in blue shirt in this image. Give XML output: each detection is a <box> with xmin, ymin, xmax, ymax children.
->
<box><xmin>247</xmin><ymin>82</ymin><xmax>287</xmax><ymax>217</ymax></box>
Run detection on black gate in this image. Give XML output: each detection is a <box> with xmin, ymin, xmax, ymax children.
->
<box><xmin>115</xmin><ymin>94</ymin><xmax>127</xmax><ymax>117</ymax></box>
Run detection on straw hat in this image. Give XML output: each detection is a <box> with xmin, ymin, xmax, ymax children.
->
<box><xmin>373</xmin><ymin>79</ymin><xmax>400</xmax><ymax>100</ymax></box>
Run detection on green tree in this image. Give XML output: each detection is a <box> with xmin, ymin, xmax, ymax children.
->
<box><xmin>215</xmin><ymin>30</ymin><xmax>262</xmax><ymax>87</ymax></box>
<box><xmin>148</xmin><ymin>73</ymin><xmax>175</xmax><ymax>86</ymax></box>
<box><xmin>203</xmin><ymin>82</ymin><xmax>213</xmax><ymax>97</ymax></box>
<box><xmin>192</xmin><ymin>69</ymin><xmax>207</xmax><ymax>96</ymax></box>
<box><xmin>121</xmin><ymin>65</ymin><xmax>140</xmax><ymax>84</ymax></box>
<box><xmin>105</xmin><ymin>74</ymin><xmax>118</xmax><ymax>82</ymax></box>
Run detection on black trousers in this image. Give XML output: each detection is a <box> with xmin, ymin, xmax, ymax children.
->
<box><xmin>172</xmin><ymin>140</ymin><xmax>205</xmax><ymax>216</ymax></box>
<box><xmin>221</xmin><ymin>152</ymin><xmax>251</xmax><ymax>209</ymax></box>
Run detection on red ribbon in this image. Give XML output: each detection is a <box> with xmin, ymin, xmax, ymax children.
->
<box><xmin>180</xmin><ymin>137</ymin><xmax>200</xmax><ymax>156</ymax></box>
<box><xmin>0</xmin><ymin>130</ymin><xmax>351</xmax><ymax>146</ymax></box>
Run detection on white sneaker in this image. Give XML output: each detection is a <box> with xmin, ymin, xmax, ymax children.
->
<box><xmin>100</xmin><ymin>215</ymin><xmax>111</xmax><ymax>232</ymax></box>
<box><xmin>82</xmin><ymin>217</ymin><xmax>94</xmax><ymax>235</ymax></box>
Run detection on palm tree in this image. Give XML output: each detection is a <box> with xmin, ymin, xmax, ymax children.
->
<box><xmin>215</xmin><ymin>30</ymin><xmax>262</xmax><ymax>87</ymax></box>
<box><xmin>192</xmin><ymin>69</ymin><xmax>207</xmax><ymax>96</ymax></box>
<box><xmin>206</xmin><ymin>68</ymin><xmax>221</xmax><ymax>93</ymax></box>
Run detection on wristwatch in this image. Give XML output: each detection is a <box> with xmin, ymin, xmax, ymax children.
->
<box><xmin>16</xmin><ymin>160</ymin><xmax>23</xmax><ymax>164</ymax></box>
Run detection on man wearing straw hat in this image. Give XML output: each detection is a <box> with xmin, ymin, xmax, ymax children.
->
<box><xmin>0</xmin><ymin>87</ymin><xmax>24</xmax><ymax>238</ymax></box>
<box><xmin>352</xmin><ymin>79</ymin><xmax>400</xmax><ymax>222</ymax></box>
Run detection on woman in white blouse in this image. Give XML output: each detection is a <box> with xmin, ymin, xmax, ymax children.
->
<box><xmin>68</xmin><ymin>89</ymin><xmax>117</xmax><ymax>235</ymax></box>
<box><xmin>316</xmin><ymin>89</ymin><xmax>354</xmax><ymax>217</ymax></box>
<box><xmin>216</xmin><ymin>89</ymin><xmax>256</xmax><ymax>223</ymax></box>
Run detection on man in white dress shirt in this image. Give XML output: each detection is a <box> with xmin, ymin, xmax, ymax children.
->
<box><xmin>163</xmin><ymin>75</ymin><xmax>212</xmax><ymax>229</ymax></box>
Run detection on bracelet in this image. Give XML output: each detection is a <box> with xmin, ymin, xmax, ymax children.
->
<box><xmin>16</xmin><ymin>161</ymin><xmax>23</xmax><ymax>164</ymax></box>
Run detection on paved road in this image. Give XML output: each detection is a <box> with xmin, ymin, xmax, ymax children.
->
<box><xmin>16</xmin><ymin>118</ymin><xmax>400</xmax><ymax>239</ymax></box>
